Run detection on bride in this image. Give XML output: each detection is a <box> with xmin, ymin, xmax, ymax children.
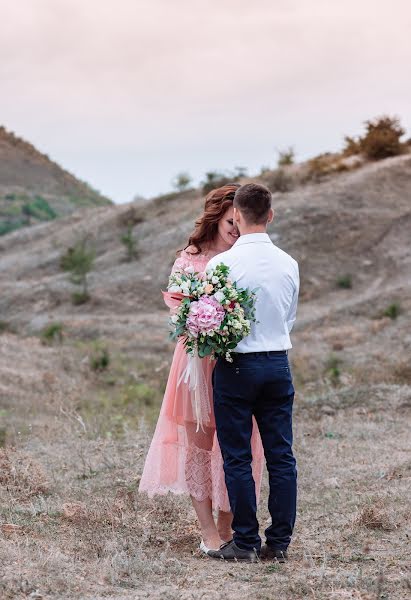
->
<box><xmin>139</xmin><ymin>184</ymin><xmax>264</xmax><ymax>553</ymax></box>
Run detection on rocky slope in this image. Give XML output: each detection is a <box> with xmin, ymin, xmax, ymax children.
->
<box><xmin>0</xmin><ymin>126</ymin><xmax>112</xmax><ymax>236</ymax></box>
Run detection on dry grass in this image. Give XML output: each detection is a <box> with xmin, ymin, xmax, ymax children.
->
<box><xmin>354</xmin><ymin>501</ymin><xmax>397</xmax><ymax>532</ymax></box>
<box><xmin>0</xmin><ymin>335</ymin><xmax>410</xmax><ymax>599</ymax></box>
<box><xmin>1</xmin><ymin>154</ymin><xmax>411</xmax><ymax>598</ymax></box>
<box><xmin>0</xmin><ymin>448</ymin><xmax>49</xmax><ymax>500</ymax></box>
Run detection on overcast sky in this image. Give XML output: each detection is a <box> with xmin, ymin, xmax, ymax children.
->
<box><xmin>1</xmin><ymin>0</ymin><xmax>410</xmax><ymax>203</ymax></box>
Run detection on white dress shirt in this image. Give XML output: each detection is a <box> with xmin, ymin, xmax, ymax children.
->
<box><xmin>206</xmin><ymin>233</ymin><xmax>299</xmax><ymax>352</ymax></box>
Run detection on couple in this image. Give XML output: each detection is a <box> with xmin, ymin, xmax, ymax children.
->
<box><xmin>139</xmin><ymin>182</ymin><xmax>299</xmax><ymax>562</ymax></box>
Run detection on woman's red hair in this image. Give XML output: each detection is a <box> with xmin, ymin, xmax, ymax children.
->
<box><xmin>182</xmin><ymin>183</ymin><xmax>240</xmax><ymax>255</ymax></box>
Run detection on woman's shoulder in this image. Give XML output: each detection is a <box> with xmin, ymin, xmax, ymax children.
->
<box><xmin>183</xmin><ymin>245</ymin><xmax>202</xmax><ymax>257</ymax></box>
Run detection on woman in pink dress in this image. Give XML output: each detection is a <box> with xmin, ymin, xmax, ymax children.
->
<box><xmin>139</xmin><ymin>184</ymin><xmax>264</xmax><ymax>553</ymax></box>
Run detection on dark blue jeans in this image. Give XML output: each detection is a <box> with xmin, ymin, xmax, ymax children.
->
<box><xmin>213</xmin><ymin>351</ymin><xmax>297</xmax><ymax>552</ymax></box>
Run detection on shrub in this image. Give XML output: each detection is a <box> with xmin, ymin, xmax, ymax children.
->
<box><xmin>383</xmin><ymin>303</ymin><xmax>400</xmax><ymax>320</ymax></box>
<box><xmin>342</xmin><ymin>136</ymin><xmax>362</xmax><ymax>157</ymax></box>
<box><xmin>201</xmin><ymin>171</ymin><xmax>238</xmax><ymax>194</ymax></box>
<box><xmin>90</xmin><ymin>346</ymin><xmax>110</xmax><ymax>371</ymax></box>
<box><xmin>0</xmin><ymin>219</ymin><xmax>25</xmax><ymax>236</ymax></box>
<box><xmin>120</xmin><ymin>226</ymin><xmax>139</xmax><ymax>261</ymax></box>
<box><xmin>266</xmin><ymin>168</ymin><xmax>293</xmax><ymax>193</ymax></box>
<box><xmin>60</xmin><ymin>238</ymin><xmax>95</xmax><ymax>301</ymax></box>
<box><xmin>355</xmin><ymin>501</ymin><xmax>396</xmax><ymax>531</ymax></box>
<box><xmin>336</xmin><ymin>274</ymin><xmax>352</xmax><ymax>289</ymax></box>
<box><xmin>72</xmin><ymin>291</ymin><xmax>90</xmax><ymax>305</ymax></box>
<box><xmin>343</xmin><ymin>115</ymin><xmax>406</xmax><ymax>161</ymax></box>
<box><xmin>116</xmin><ymin>206</ymin><xmax>144</xmax><ymax>228</ymax></box>
<box><xmin>41</xmin><ymin>322</ymin><xmax>64</xmax><ymax>344</ymax></box>
<box><xmin>277</xmin><ymin>147</ymin><xmax>295</xmax><ymax>167</ymax></box>
<box><xmin>325</xmin><ymin>355</ymin><xmax>341</xmax><ymax>385</ymax></box>
<box><xmin>172</xmin><ymin>172</ymin><xmax>192</xmax><ymax>192</ymax></box>
<box><xmin>0</xmin><ymin>320</ymin><xmax>11</xmax><ymax>334</ymax></box>
<box><xmin>361</xmin><ymin>115</ymin><xmax>405</xmax><ymax>160</ymax></box>
<box><xmin>306</xmin><ymin>153</ymin><xmax>335</xmax><ymax>181</ymax></box>
<box><xmin>233</xmin><ymin>166</ymin><xmax>248</xmax><ymax>178</ymax></box>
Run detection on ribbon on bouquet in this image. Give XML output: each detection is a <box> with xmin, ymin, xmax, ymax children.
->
<box><xmin>177</xmin><ymin>353</ymin><xmax>211</xmax><ymax>433</ymax></box>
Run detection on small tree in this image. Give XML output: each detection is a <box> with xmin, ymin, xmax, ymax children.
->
<box><xmin>343</xmin><ymin>115</ymin><xmax>406</xmax><ymax>160</ymax></box>
<box><xmin>201</xmin><ymin>171</ymin><xmax>232</xmax><ymax>194</ymax></box>
<box><xmin>234</xmin><ymin>166</ymin><xmax>248</xmax><ymax>178</ymax></box>
<box><xmin>360</xmin><ymin>115</ymin><xmax>405</xmax><ymax>160</ymax></box>
<box><xmin>60</xmin><ymin>238</ymin><xmax>95</xmax><ymax>304</ymax></box>
<box><xmin>277</xmin><ymin>147</ymin><xmax>295</xmax><ymax>167</ymax></box>
<box><xmin>172</xmin><ymin>172</ymin><xmax>192</xmax><ymax>192</ymax></box>
<box><xmin>121</xmin><ymin>225</ymin><xmax>139</xmax><ymax>261</ymax></box>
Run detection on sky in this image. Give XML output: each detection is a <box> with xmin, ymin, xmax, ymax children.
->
<box><xmin>1</xmin><ymin>0</ymin><xmax>411</xmax><ymax>203</ymax></box>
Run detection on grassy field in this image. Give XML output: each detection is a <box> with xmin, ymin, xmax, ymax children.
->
<box><xmin>1</xmin><ymin>152</ymin><xmax>410</xmax><ymax>598</ymax></box>
<box><xmin>0</xmin><ymin>331</ymin><xmax>410</xmax><ymax>600</ymax></box>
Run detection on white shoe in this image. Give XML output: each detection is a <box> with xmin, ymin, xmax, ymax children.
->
<box><xmin>199</xmin><ymin>539</ymin><xmax>221</xmax><ymax>555</ymax></box>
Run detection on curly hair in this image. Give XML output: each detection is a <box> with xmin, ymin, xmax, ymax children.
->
<box><xmin>182</xmin><ymin>183</ymin><xmax>240</xmax><ymax>255</ymax></box>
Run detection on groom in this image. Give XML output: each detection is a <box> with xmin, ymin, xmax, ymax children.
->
<box><xmin>206</xmin><ymin>183</ymin><xmax>299</xmax><ymax>562</ymax></box>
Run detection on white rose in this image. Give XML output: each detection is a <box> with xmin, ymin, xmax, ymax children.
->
<box><xmin>213</xmin><ymin>291</ymin><xmax>225</xmax><ymax>303</ymax></box>
<box><xmin>211</xmin><ymin>276</ymin><xmax>219</xmax><ymax>284</ymax></box>
<box><xmin>168</xmin><ymin>285</ymin><xmax>181</xmax><ymax>293</ymax></box>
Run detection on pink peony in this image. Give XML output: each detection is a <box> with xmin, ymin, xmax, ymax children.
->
<box><xmin>186</xmin><ymin>295</ymin><xmax>225</xmax><ymax>337</ymax></box>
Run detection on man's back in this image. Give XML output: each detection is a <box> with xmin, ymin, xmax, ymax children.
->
<box><xmin>207</xmin><ymin>232</ymin><xmax>299</xmax><ymax>352</ymax></box>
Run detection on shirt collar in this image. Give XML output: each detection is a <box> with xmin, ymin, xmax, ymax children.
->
<box><xmin>233</xmin><ymin>232</ymin><xmax>272</xmax><ymax>247</ymax></box>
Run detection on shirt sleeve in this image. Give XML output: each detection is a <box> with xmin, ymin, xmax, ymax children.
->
<box><xmin>286</xmin><ymin>263</ymin><xmax>300</xmax><ymax>333</ymax></box>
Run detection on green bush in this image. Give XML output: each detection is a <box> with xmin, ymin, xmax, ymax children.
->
<box><xmin>61</xmin><ymin>238</ymin><xmax>95</xmax><ymax>301</ymax></box>
<box><xmin>325</xmin><ymin>355</ymin><xmax>342</xmax><ymax>385</ymax></box>
<box><xmin>277</xmin><ymin>147</ymin><xmax>295</xmax><ymax>167</ymax></box>
<box><xmin>201</xmin><ymin>171</ymin><xmax>238</xmax><ymax>194</ymax></box>
<box><xmin>120</xmin><ymin>225</ymin><xmax>139</xmax><ymax>261</ymax></box>
<box><xmin>41</xmin><ymin>322</ymin><xmax>64</xmax><ymax>344</ymax></box>
<box><xmin>172</xmin><ymin>172</ymin><xmax>193</xmax><ymax>192</ymax></box>
<box><xmin>0</xmin><ymin>220</ymin><xmax>25</xmax><ymax>236</ymax></box>
<box><xmin>336</xmin><ymin>275</ymin><xmax>352</xmax><ymax>289</ymax></box>
<box><xmin>90</xmin><ymin>347</ymin><xmax>110</xmax><ymax>371</ymax></box>
<box><xmin>383</xmin><ymin>303</ymin><xmax>400</xmax><ymax>320</ymax></box>
<box><xmin>0</xmin><ymin>321</ymin><xmax>11</xmax><ymax>334</ymax></box>
<box><xmin>72</xmin><ymin>291</ymin><xmax>90</xmax><ymax>305</ymax></box>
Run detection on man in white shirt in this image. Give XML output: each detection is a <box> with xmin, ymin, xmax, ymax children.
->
<box><xmin>206</xmin><ymin>183</ymin><xmax>299</xmax><ymax>562</ymax></box>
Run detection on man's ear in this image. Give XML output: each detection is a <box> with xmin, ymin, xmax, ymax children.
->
<box><xmin>267</xmin><ymin>208</ymin><xmax>274</xmax><ymax>224</ymax></box>
<box><xmin>233</xmin><ymin>206</ymin><xmax>241</xmax><ymax>224</ymax></box>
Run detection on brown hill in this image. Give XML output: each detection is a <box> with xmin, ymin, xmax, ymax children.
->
<box><xmin>0</xmin><ymin>154</ymin><xmax>410</xmax><ymax>599</ymax></box>
<box><xmin>0</xmin><ymin>126</ymin><xmax>112</xmax><ymax>236</ymax></box>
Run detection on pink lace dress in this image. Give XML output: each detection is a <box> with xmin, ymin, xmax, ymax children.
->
<box><xmin>139</xmin><ymin>250</ymin><xmax>264</xmax><ymax>512</ymax></box>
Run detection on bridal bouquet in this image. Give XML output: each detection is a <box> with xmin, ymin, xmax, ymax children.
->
<box><xmin>163</xmin><ymin>263</ymin><xmax>257</xmax><ymax>430</ymax></box>
<box><xmin>166</xmin><ymin>262</ymin><xmax>256</xmax><ymax>360</ymax></box>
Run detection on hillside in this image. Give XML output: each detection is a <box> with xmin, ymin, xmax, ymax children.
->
<box><xmin>0</xmin><ymin>154</ymin><xmax>410</xmax><ymax>599</ymax></box>
<box><xmin>0</xmin><ymin>126</ymin><xmax>112</xmax><ymax>235</ymax></box>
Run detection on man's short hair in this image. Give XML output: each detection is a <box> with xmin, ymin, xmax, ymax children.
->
<box><xmin>233</xmin><ymin>183</ymin><xmax>272</xmax><ymax>225</ymax></box>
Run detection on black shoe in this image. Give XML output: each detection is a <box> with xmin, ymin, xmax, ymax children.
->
<box><xmin>207</xmin><ymin>540</ymin><xmax>259</xmax><ymax>562</ymax></box>
<box><xmin>260</xmin><ymin>544</ymin><xmax>288</xmax><ymax>563</ymax></box>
